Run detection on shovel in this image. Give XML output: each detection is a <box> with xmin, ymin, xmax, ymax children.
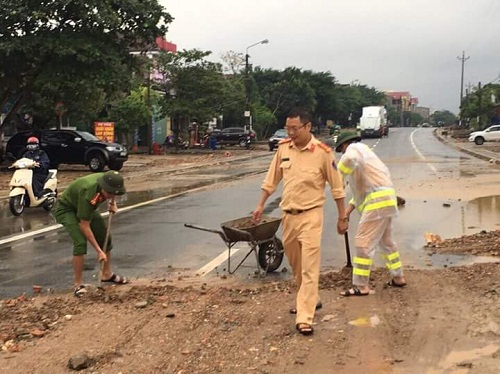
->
<box><xmin>344</xmin><ymin>231</ymin><xmax>352</xmax><ymax>268</ymax></box>
<box><xmin>98</xmin><ymin>199</ymin><xmax>114</xmax><ymax>290</ymax></box>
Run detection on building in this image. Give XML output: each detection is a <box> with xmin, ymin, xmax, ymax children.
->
<box><xmin>385</xmin><ymin>91</ymin><xmax>412</xmax><ymax>112</ymax></box>
<box><xmin>414</xmin><ymin>106</ymin><xmax>431</xmax><ymax>120</ymax></box>
<box><xmin>385</xmin><ymin>91</ymin><xmax>419</xmax><ymax>126</ymax></box>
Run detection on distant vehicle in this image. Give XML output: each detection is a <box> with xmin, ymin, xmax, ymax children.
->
<box><xmin>6</xmin><ymin>130</ymin><xmax>128</xmax><ymax>172</ymax></box>
<box><xmin>213</xmin><ymin>127</ymin><xmax>256</xmax><ymax>147</ymax></box>
<box><xmin>359</xmin><ymin>106</ymin><xmax>387</xmax><ymax>138</ymax></box>
<box><xmin>421</xmin><ymin>123</ymin><xmax>431</xmax><ymax>128</ymax></box>
<box><xmin>268</xmin><ymin>129</ymin><xmax>288</xmax><ymax>151</ymax></box>
<box><xmin>468</xmin><ymin>125</ymin><xmax>500</xmax><ymax>145</ymax></box>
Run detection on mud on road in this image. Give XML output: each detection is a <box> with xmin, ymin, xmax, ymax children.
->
<box><xmin>0</xmin><ymin>146</ymin><xmax>271</xmax><ymax>196</ymax></box>
<box><xmin>0</xmin><ymin>260</ymin><xmax>499</xmax><ymax>373</ymax></box>
<box><xmin>1</xmin><ymin>145</ymin><xmax>500</xmax><ymax>373</ymax></box>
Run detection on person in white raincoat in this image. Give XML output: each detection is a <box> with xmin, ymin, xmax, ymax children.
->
<box><xmin>334</xmin><ymin>132</ymin><xmax>407</xmax><ymax>296</ymax></box>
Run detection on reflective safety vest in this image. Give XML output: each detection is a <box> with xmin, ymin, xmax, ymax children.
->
<box><xmin>338</xmin><ymin>142</ymin><xmax>397</xmax><ymax>221</ymax></box>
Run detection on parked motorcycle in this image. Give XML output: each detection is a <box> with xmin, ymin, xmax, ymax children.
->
<box><xmin>243</xmin><ymin>134</ymin><xmax>252</xmax><ymax>149</ymax></box>
<box><xmin>8</xmin><ymin>157</ymin><xmax>58</xmax><ymax>216</ymax></box>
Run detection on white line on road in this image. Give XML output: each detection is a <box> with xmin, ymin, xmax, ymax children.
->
<box><xmin>195</xmin><ymin>246</ymin><xmax>245</xmax><ymax>276</ymax></box>
<box><xmin>410</xmin><ymin>129</ymin><xmax>437</xmax><ymax>172</ymax></box>
<box><xmin>0</xmin><ymin>183</ymin><xmax>223</xmax><ymax>247</ymax></box>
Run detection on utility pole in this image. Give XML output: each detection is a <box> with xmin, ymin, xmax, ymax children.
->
<box><xmin>244</xmin><ymin>39</ymin><xmax>269</xmax><ymax>132</ymax></box>
<box><xmin>457</xmin><ymin>51</ymin><xmax>470</xmax><ymax>125</ymax></box>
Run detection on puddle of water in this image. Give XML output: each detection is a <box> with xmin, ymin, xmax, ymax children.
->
<box><xmin>465</xmin><ymin>195</ymin><xmax>500</xmax><ymax>230</ymax></box>
<box><xmin>427</xmin><ymin>344</ymin><xmax>499</xmax><ymax>374</ymax></box>
<box><xmin>425</xmin><ymin>253</ymin><xmax>499</xmax><ymax>268</ymax></box>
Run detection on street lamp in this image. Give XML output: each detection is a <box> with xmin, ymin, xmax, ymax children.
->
<box><xmin>244</xmin><ymin>39</ymin><xmax>269</xmax><ymax>131</ymax></box>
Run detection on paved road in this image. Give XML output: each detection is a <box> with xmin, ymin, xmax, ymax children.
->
<box><xmin>1</xmin><ymin>128</ymin><xmax>499</xmax><ymax>298</ymax></box>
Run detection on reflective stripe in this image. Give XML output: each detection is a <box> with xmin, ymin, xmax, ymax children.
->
<box><xmin>353</xmin><ymin>268</ymin><xmax>370</xmax><ymax>276</ymax></box>
<box><xmin>338</xmin><ymin>163</ymin><xmax>353</xmax><ymax>175</ymax></box>
<box><xmin>386</xmin><ymin>261</ymin><xmax>402</xmax><ymax>270</ymax></box>
<box><xmin>358</xmin><ymin>189</ymin><xmax>396</xmax><ymax>212</ymax></box>
<box><xmin>353</xmin><ymin>257</ymin><xmax>372</xmax><ymax>265</ymax></box>
<box><xmin>363</xmin><ymin>199</ymin><xmax>397</xmax><ymax>212</ymax></box>
<box><xmin>386</xmin><ymin>252</ymin><xmax>400</xmax><ymax>261</ymax></box>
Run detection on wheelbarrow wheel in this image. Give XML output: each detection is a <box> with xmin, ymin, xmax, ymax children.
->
<box><xmin>258</xmin><ymin>237</ymin><xmax>284</xmax><ymax>273</ymax></box>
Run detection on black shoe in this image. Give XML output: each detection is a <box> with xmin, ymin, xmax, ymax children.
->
<box><xmin>40</xmin><ymin>190</ymin><xmax>56</xmax><ymax>198</ymax></box>
<box><xmin>289</xmin><ymin>302</ymin><xmax>322</xmax><ymax>315</ymax></box>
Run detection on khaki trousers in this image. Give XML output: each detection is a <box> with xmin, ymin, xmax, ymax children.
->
<box><xmin>282</xmin><ymin>207</ymin><xmax>323</xmax><ymax>325</ymax></box>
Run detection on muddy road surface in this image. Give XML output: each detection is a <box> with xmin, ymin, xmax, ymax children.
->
<box><xmin>1</xmin><ymin>129</ymin><xmax>499</xmax><ymax>373</ymax></box>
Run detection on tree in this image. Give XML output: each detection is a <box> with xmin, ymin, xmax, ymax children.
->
<box><xmin>460</xmin><ymin>83</ymin><xmax>500</xmax><ymax>129</ymax></box>
<box><xmin>0</xmin><ymin>0</ymin><xmax>172</xmax><ymax>129</ymax></box>
<box><xmin>430</xmin><ymin>110</ymin><xmax>457</xmax><ymax>127</ymax></box>
<box><xmin>410</xmin><ymin>112</ymin><xmax>424</xmax><ymax>125</ymax></box>
<box><xmin>253</xmin><ymin>67</ymin><xmax>316</xmax><ymax>126</ymax></box>
<box><xmin>252</xmin><ymin>104</ymin><xmax>277</xmax><ymax>138</ymax></box>
<box><xmin>155</xmin><ymin>49</ymin><xmax>227</xmax><ymax>141</ymax></box>
<box><xmin>107</xmin><ymin>88</ymin><xmax>151</xmax><ymax>144</ymax></box>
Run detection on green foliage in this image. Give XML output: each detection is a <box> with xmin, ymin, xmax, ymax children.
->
<box><xmin>107</xmin><ymin>88</ymin><xmax>150</xmax><ymax>141</ymax></box>
<box><xmin>431</xmin><ymin>110</ymin><xmax>457</xmax><ymax>127</ymax></box>
<box><xmin>252</xmin><ymin>68</ymin><xmax>386</xmax><ymax>129</ymax></box>
<box><xmin>252</xmin><ymin>104</ymin><xmax>277</xmax><ymax>138</ymax></box>
<box><xmin>253</xmin><ymin>67</ymin><xmax>316</xmax><ymax>125</ymax></box>
<box><xmin>410</xmin><ymin>112</ymin><xmax>424</xmax><ymax>125</ymax></box>
<box><xmin>460</xmin><ymin>83</ymin><xmax>500</xmax><ymax>128</ymax></box>
<box><xmin>0</xmin><ymin>0</ymin><xmax>172</xmax><ymax>129</ymax></box>
<box><xmin>156</xmin><ymin>49</ymin><xmax>227</xmax><ymax>131</ymax></box>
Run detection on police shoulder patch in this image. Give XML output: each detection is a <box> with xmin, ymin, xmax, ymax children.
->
<box><xmin>278</xmin><ymin>138</ymin><xmax>292</xmax><ymax>145</ymax></box>
<box><xmin>317</xmin><ymin>142</ymin><xmax>331</xmax><ymax>153</ymax></box>
<box><xmin>90</xmin><ymin>192</ymin><xmax>104</xmax><ymax>206</ymax></box>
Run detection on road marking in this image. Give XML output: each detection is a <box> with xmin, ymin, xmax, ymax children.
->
<box><xmin>0</xmin><ymin>170</ymin><xmax>268</xmax><ymax>247</ymax></box>
<box><xmin>410</xmin><ymin>129</ymin><xmax>437</xmax><ymax>172</ymax></box>
<box><xmin>0</xmin><ymin>224</ymin><xmax>63</xmax><ymax>246</ymax></box>
<box><xmin>195</xmin><ymin>246</ymin><xmax>243</xmax><ymax>276</ymax></box>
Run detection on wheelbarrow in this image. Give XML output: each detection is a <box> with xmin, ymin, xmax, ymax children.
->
<box><xmin>184</xmin><ymin>215</ymin><xmax>284</xmax><ymax>276</ymax></box>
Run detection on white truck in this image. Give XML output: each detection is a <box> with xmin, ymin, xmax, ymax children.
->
<box><xmin>359</xmin><ymin>106</ymin><xmax>388</xmax><ymax>138</ymax></box>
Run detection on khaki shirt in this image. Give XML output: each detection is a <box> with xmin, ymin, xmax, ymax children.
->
<box><xmin>261</xmin><ymin>135</ymin><xmax>345</xmax><ymax>211</ymax></box>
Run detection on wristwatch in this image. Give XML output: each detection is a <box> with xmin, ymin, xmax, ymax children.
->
<box><xmin>338</xmin><ymin>217</ymin><xmax>349</xmax><ymax>222</ymax></box>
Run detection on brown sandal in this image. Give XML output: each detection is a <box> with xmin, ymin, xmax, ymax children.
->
<box><xmin>340</xmin><ymin>287</ymin><xmax>370</xmax><ymax>297</ymax></box>
<box><xmin>102</xmin><ymin>273</ymin><xmax>128</xmax><ymax>284</ymax></box>
<box><xmin>296</xmin><ymin>323</ymin><xmax>314</xmax><ymax>335</ymax></box>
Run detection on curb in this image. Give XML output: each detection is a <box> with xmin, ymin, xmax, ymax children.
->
<box><xmin>434</xmin><ymin>129</ymin><xmax>499</xmax><ymax>163</ymax></box>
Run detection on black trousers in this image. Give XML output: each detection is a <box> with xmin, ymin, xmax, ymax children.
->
<box><xmin>32</xmin><ymin>173</ymin><xmax>47</xmax><ymax>197</ymax></box>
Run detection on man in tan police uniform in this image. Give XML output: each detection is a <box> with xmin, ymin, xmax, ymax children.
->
<box><xmin>253</xmin><ymin>108</ymin><xmax>348</xmax><ymax>335</ymax></box>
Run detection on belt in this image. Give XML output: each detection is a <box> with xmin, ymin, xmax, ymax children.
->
<box><xmin>283</xmin><ymin>206</ymin><xmax>317</xmax><ymax>215</ymax></box>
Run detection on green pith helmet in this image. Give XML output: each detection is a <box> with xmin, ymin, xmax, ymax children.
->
<box><xmin>334</xmin><ymin>131</ymin><xmax>361</xmax><ymax>152</ymax></box>
<box><xmin>98</xmin><ymin>171</ymin><xmax>126</xmax><ymax>195</ymax></box>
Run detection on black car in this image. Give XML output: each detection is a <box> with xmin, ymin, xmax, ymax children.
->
<box><xmin>268</xmin><ymin>129</ymin><xmax>288</xmax><ymax>151</ymax></box>
<box><xmin>212</xmin><ymin>127</ymin><xmax>256</xmax><ymax>147</ymax></box>
<box><xmin>6</xmin><ymin>129</ymin><xmax>128</xmax><ymax>172</ymax></box>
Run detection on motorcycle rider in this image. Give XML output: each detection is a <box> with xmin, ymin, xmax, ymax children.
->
<box><xmin>22</xmin><ymin>136</ymin><xmax>50</xmax><ymax>198</ymax></box>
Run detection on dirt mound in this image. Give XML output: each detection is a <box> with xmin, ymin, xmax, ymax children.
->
<box><xmin>1</xmin><ymin>260</ymin><xmax>499</xmax><ymax>373</ymax></box>
<box><xmin>427</xmin><ymin>229</ymin><xmax>500</xmax><ymax>257</ymax></box>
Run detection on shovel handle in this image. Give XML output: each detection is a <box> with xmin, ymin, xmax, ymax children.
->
<box><xmin>344</xmin><ymin>232</ymin><xmax>352</xmax><ymax>268</ymax></box>
<box><xmin>99</xmin><ymin>198</ymin><xmax>114</xmax><ymax>285</ymax></box>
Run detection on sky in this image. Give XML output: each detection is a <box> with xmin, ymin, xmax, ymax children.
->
<box><xmin>159</xmin><ymin>0</ymin><xmax>500</xmax><ymax>114</ymax></box>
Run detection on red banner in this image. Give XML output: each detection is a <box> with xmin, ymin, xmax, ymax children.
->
<box><xmin>94</xmin><ymin>122</ymin><xmax>114</xmax><ymax>142</ymax></box>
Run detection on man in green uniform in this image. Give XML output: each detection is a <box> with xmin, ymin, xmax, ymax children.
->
<box><xmin>53</xmin><ymin>171</ymin><xmax>128</xmax><ymax>297</ymax></box>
